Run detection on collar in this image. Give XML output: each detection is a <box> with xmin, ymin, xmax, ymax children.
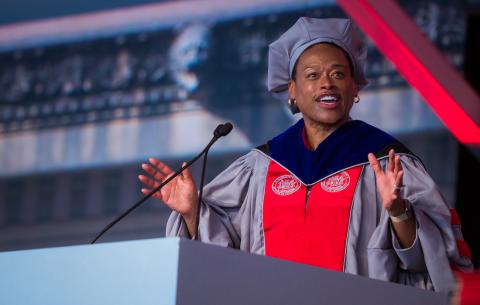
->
<box><xmin>267</xmin><ymin>119</ymin><xmax>398</xmax><ymax>184</ymax></box>
<box><xmin>301</xmin><ymin>127</ymin><xmax>313</xmax><ymax>150</ymax></box>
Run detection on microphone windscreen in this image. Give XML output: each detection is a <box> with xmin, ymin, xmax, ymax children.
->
<box><xmin>220</xmin><ymin>122</ymin><xmax>233</xmax><ymax>136</ymax></box>
<box><xmin>214</xmin><ymin>122</ymin><xmax>233</xmax><ymax>138</ymax></box>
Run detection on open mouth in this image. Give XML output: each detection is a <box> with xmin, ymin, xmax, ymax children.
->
<box><xmin>316</xmin><ymin>95</ymin><xmax>340</xmax><ymax>104</ymax></box>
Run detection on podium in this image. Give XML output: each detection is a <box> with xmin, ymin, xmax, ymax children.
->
<box><xmin>0</xmin><ymin>238</ymin><xmax>448</xmax><ymax>305</ymax></box>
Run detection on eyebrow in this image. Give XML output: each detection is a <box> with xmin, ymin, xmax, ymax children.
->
<box><xmin>302</xmin><ymin>63</ymin><xmax>347</xmax><ymax>71</ymax></box>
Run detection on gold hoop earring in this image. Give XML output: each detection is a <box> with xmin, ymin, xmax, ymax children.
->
<box><xmin>353</xmin><ymin>96</ymin><xmax>360</xmax><ymax>103</ymax></box>
<box><xmin>288</xmin><ymin>98</ymin><xmax>300</xmax><ymax>114</ymax></box>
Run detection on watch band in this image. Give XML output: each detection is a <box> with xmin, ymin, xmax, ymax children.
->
<box><xmin>389</xmin><ymin>200</ymin><xmax>411</xmax><ymax>223</ymax></box>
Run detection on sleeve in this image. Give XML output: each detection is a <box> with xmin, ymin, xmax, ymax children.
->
<box><xmin>367</xmin><ymin>155</ymin><xmax>473</xmax><ymax>293</ymax></box>
<box><xmin>166</xmin><ymin>152</ymin><xmax>256</xmax><ymax>249</ymax></box>
<box><xmin>390</xmin><ymin>219</ymin><xmax>425</xmax><ymax>272</ymax></box>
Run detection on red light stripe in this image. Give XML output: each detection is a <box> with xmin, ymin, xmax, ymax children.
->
<box><xmin>337</xmin><ymin>0</ymin><xmax>480</xmax><ymax>144</ymax></box>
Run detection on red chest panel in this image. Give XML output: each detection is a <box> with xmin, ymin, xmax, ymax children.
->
<box><xmin>263</xmin><ymin>161</ymin><xmax>362</xmax><ymax>271</ymax></box>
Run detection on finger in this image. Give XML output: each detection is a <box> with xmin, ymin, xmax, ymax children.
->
<box><xmin>368</xmin><ymin>153</ymin><xmax>382</xmax><ymax>175</ymax></box>
<box><xmin>395</xmin><ymin>170</ymin><xmax>404</xmax><ymax>191</ymax></box>
<box><xmin>142</xmin><ymin>163</ymin><xmax>165</xmax><ymax>182</ymax></box>
<box><xmin>181</xmin><ymin>162</ymin><xmax>194</xmax><ymax>181</ymax></box>
<box><xmin>388</xmin><ymin>149</ymin><xmax>395</xmax><ymax>172</ymax></box>
<box><xmin>393</xmin><ymin>155</ymin><xmax>400</xmax><ymax>177</ymax></box>
<box><xmin>149</xmin><ymin>158</ymin><xmax>174</xmax><ymax>175</ymax></box>
<box><xmin>138</xmin><ymin>174</ymin><xmax>161</xmax><ymax>190</ymax></box>
<box><xmin>163</xmin><ymin>171</ymin><xmax>177</xmax><ymax>183</ymax></box>
<box><xmin>395</xmin><ymin>154</ymin><xmax>403</xmax><ymax>172</ymax></box>
<box><xmin>141</xmin><ymin>187</ymin><xmax>163</xmax><ymax>201</ymax></box>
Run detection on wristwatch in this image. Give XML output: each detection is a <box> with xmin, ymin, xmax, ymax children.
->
<box><xmin>389</xmin><ymin>200</ymin><xmax>411</xmax><ymax>223</ymax></box>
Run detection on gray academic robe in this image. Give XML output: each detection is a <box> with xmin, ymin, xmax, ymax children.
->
<box><xmin>166</xmin><ymin>149</ymin><xmax>473</xmax><ymax>293</ymax></box>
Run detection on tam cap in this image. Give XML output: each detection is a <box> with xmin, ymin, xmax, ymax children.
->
<box><xmin>267</xmin><ymin>17</ymin><xmax>368</xmax><ymax>99</ymax></box>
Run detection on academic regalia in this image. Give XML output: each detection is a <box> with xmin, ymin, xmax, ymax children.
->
<box><xmin>167</xmin><ymin>119</ymin><xmax>472</xmax><ymax>293</ymax></box>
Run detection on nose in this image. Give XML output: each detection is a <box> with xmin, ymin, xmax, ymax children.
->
<box><xmin>319</xmin><ymin>73</ymin><xmax>334</xmax><ymax>90</ymax></box>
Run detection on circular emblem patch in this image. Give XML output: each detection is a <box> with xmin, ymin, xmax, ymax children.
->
<box><xmin>272</xmin><ymin>175</ymin><xmax>301</xmax><ymax>196</ymax></box>
<box><xmin>320</xmin><ymin>172</ymin><xmax>350</xmax><ymax>192</ymax></box>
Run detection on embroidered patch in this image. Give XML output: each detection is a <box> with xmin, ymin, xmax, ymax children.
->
<box><xmin>272</xmin><ymin>175</ymin><xmax>301</xmax><ymax>196</ymax></box>
<box><xmin>320</xmin><ymin>172</ymin><xmax>350</xmax><ymax>192</ymax></box>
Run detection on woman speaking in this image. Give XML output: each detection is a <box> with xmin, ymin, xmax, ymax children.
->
<box><xmin>138</xmin><ymin>17</ymin><xmax>472</xmax><ymax>293</ymax></box>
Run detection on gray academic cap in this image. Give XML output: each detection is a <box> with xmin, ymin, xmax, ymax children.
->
<box><xmin>267</xmin><ymin>17</ymin><xmax>368</xmax><ymax>99</ymax></box>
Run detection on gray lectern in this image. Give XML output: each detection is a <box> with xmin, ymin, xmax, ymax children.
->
<box><xmin>0</xmin><ymin>238</ymin><xmax>448</xmax><ymax>305</ymax></box>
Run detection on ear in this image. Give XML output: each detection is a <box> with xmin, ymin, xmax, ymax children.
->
<box><xmin>288</xmin><ymin>80</ymin><xmax>296</xmax><ymax>99</ymax></box>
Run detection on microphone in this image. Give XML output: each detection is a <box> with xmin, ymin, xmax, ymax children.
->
<box><xmin>214</xmin><ymin>122</ymin><xmax>233</xmax><ymax>138</ymax></box>
<box><xmin>193</xmin><ymin>122</ymin><xmax>232</xmax><ymax>240</ymax></box>
<box><xmin>91</xmin><ymin>122</ymin><xmax>234</xmax><ymax>244</ymax></box>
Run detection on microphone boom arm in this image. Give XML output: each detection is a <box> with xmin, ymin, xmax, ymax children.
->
<box><xmin>90</xmin><ymin>123</ymin><xmax>232</xmax><ymax>244</ymax></box>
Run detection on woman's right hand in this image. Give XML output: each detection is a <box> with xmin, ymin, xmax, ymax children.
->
<box><xmin>138</xmin><ymin>158</ymin><xmax>199</xmax><ymax>224</ymax></box>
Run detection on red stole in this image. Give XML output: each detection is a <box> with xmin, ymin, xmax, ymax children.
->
<box><xmin>263</xmin><ymin>160</ymin><xmax>362</xmax><ymax>271</ymax></box>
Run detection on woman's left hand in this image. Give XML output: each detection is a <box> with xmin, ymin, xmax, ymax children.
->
<box><xmin>368</xmin><ymin>149</ymin><xmax>405</xmax><ymax>215</ymax></box>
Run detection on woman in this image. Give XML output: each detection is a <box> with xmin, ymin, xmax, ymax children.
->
<box><xmin>138</xmin><ymin>17</ymin><xmax>472</xmax><ymax>293</ymax></box>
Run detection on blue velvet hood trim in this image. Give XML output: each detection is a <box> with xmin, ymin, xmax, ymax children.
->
<box><xmin>268</xmin><ymin>119</ymin><xmax>398</xmax><ymax>185</ymax></box>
